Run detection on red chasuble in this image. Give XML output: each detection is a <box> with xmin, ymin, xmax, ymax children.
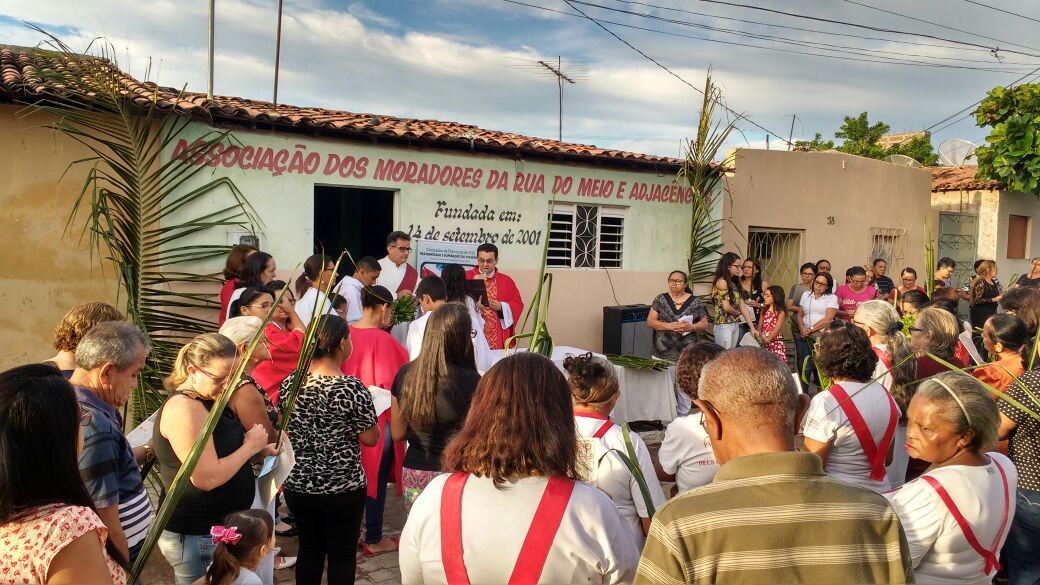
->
<box><xmin>465</xmin><ymin>267</ymin><xmax>525</xmax><ymax>350</ymax></box>
<box><xmin>341</xmin><ymin>326</ymin><xmax>408</xmax><ymax>498</ymax></box>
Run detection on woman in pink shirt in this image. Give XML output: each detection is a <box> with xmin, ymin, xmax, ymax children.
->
<box><xmin>835</xmin><ymin>266</ymin><xmax>878</xmax><ymax>320</ymax></box>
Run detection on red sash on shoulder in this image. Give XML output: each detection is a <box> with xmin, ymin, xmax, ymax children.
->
<box><xmin>576</xmin><ymin>412</ymin><xmax>615</xmax><ymax>439</ymax></box>
<box><xmin>829</xmin><ymin>383</ymin><xmax>898</xmax><ymax>482</ymax></box>
<box><xmin>440</xmin><ymin>473</ymin><xmax>575</xmax><ymax>585</ymax></box>
<box><xmin>921</xmin><ymin>458</ymin><xmax>1011</xmax><ymax>576</ymax></box>
<box><xmin>399</xmin><ymin>263</ymin><xmax>418</xmax><ymax>294</ymax></box>
<box><xmin>872</xmin><ymin>346</ymin><xmax>893</xmax><ymax>370</ymax></box>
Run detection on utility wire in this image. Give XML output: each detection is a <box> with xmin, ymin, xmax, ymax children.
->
<box><xmin>569</xmin><ymin>0</ymin><xmax>1039</xmax><ymax>71</ymax></box>
<box><xmin>841</xmin><ymin>0</ymin><xmax>1040</xmax><ymax>54</ymax></box>
<box><xmin>556</xmin><ymin>0</ymin><xmax>793</xmax><ymax>146</ymax></box>
<box><xmin>500</xmin><ymin>0</ymin><xmax>1036</xmax><ymax>73</ymax></box>
<box><xmin>610</xmin><ymin>0</ymin><xmax>997</xmax><ymax>54</ymax></box>
<box><xmin>923</xmin><ymin>66</ymin><xmax>1040</xmax><ymax>133</ymax></box>
<box><xmin>963</xmin><ymin>0</ymin><xmax>1040</xmax><ymax>26</ymax></box>
<box><xmin>675</xmin><ymin>0</ymin><xmax>1040</xmax><ymax>59</ymax></box>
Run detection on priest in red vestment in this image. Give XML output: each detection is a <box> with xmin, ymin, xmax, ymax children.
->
<box><xmin>465</xmin><ymin>243</ymin><xmax>525</xmax><ymax>350</ymax></box>
<box><xmin>375</xmin><ymin>230</ymin><xmax>419</xmax><ymax>298</ymax></box>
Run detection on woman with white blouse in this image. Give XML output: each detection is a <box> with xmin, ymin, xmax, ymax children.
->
<box><xmin>564</xmin><ymin>352</ymin><xmax>666</xmax><ymax>548</ymax></box>
<box><xmin>798</xmin><ymin>271</ymin><xmax>839</xmax><ymax>386</ymax></box>
<box><xmin>885</xmin><ymin>372</ymin><xmax>1018</xmax><ymax>585</ymax></box>
<box><xmin>801</xmin><ymin>321</ymin><xmax>901</xmax><ymax>492</ymax></box>
<box><xmin>399</xmin><ymin>353</ymin><xmax>639</xmax><ymax>584</ymax></box>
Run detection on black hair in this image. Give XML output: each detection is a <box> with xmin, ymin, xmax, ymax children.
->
<box><xmin>922</xmin><ymin>299</ymin><xmax>959</xmax><ymax>319</ymax></box>
<box><xmin>1000</xmin><ymin>286</ymin><xmax>1040</xmax><ymax>334</ymax></box>
<box><xmin>295</xmin><ymin>254</ymin><xmax>331</xmax><ymax>298</ymax></box>
<box><xmin>765</xmin><ymin>285</ymin><xmax>787</xmax><ymax>317</ymax></box>
<box><xmin>0</xmin><ymin>364</ymin><xmax>128</xmax><ymax>570</ymax></box>
<box><xmin>240</xmin><ymin>252</ymin><xmax>274</xmax><ymax>287</ymax></box>
<box><xmin>354</xmin><ymin>256</ymin><xmax>381</xmax><ymax>274</ymax></box>
<box><xmin>813</xmin><ymin>271</ymin><xmax>835</xmax><ymax>295</ymax></box>
<box><xmin>362</xmin><ymin>285</ymin><xmax>394</xmax><ymax>309</ymax></box>
<box><xmin>817</xmin><ymin>321</ymin><xmax>878</xmax><ymax>382</ymax></box>
<box><xmin>799</xmin><ymin>262</ymin><xmax>817</xmax><ymax>276</ymax></box>
<box><xmin>901</xmin><ymin>267</ymin><xmax>918</xmax><ymax>278</ymax></box>
<box><xmin>872</xmin><ymin>258</ymin><xmax>887</xmax><ymax>267</ymax></box>
<box><xmin>386</xmin><ymin>231</ymin><xmax>411</xmax><ymax>246</ymax></box>
<box><xmin>415</xmin><ymin>275</ymin><xmax>447</xmax><ymax>302</ymax></box>
<box><xmin>330</xmin><ymin>293</ymin><xmax>347</xmax><ymax>310</ymax></box>
<box><xmin>442</xmin><ymin>264</ymin><xmax>469</xmax><ymax>304</ymax></box>
<box><xmin>815</xmin><ymin>258</ymin><xmax>831</xmax><ymax>270</ymax></box>
<box><xmin>205</xmin><ymin>509</ymin><xmax>274</xmax><ymax>585</ymax></box>
<box><xmin>986</xmin><ymin>314</ymin><xmax>1029</xmax><ymax>354</ymax></box>
<box><xmin>741</xmin><ymin>259</ymin><xmax>763</xmax><ymax>297</ymax></box>
<box><xmin>229</xmin><ymin>287</ymin><xmax>275</xmax><ymax>317</ymax></box>
<box><xmin>848</xmin><ymin>266</ymin><xmax>866</xmax><ymax>278</ymax></box>
<box><xmin>712</xmin><ymin>252</ymin><xmax>741</xmax><ymax>305</ymax></box>
<box><xmin>937</xmin><ymin>257</ymin><xmax>956</xmax><ymax>270</ymax></box>
<box><xmin>477</xmin><ymin>242</ymin><xmax>499</xmax><ymax>258</ymax></box>
<box><xmin>313</xmin><ymin>315</ymin><xmax>350</xmax><ymax>359</ymax></box>
<box><xmin>900</xmin><ymin>289</ymin><xmax>929</xmax><ymax>310</ymax></box>
<box><xmin>668</xmin><ymin>270</ymin><xmax>693</xmax><ymax>294</ymax></box>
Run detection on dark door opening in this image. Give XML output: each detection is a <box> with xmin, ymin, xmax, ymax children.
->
<box><xmin>314</xmin><ymin>186</ymin><xmax>395</xmax><ymax>276</ymax></box>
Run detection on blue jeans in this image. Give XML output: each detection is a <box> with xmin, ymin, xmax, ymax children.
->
<box><xmin>157</xmin><ymin>531</ymin><xmax>216</xmax><ymax>585</ymax></box>
<box><xmin>1007</xmin><ymin>488</ymin><xmax>1040</xmax><ymax>585</ymax></box>
<box><xmin>364</xmin><ymin>421</ymin><xmax>394</xmax><ymax>544</ymax></box>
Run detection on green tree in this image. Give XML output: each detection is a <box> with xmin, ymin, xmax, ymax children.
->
<box><xmin>888</xmin><ymin>134</ymin><xmax>940</xmax><ymax>166</ymax></box>
<box><xmin>975</xmin><ymin>84</ymin><xmax>1040</xmax><ymax>194</ymax></box>
<box><xmin>793</xmin><ymin>132</ymin><xmax>835</xmax><ymax>151</ymax></box>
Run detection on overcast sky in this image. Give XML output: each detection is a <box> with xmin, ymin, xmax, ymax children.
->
<box><xmin>4</xmin><ymin>0</ymin><xmax>1039</xmax><ymax>160</ymax></box>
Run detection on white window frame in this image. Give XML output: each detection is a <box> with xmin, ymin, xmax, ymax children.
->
<box><xmin>547</xmin><ymin>203</ymin><xmax>626</xmax><ymax>269</ymax></box>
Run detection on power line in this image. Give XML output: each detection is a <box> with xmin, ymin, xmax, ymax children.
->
<box><xmin>841</xmin><ymin>0</ymin><xmax>1040</xmax><ymax>54</ymax></box>
<box><xmin>501</xmin><ymin>0</ymin><xmax>1036</xmax><ymax>73</ymax></box>
<box><xmin>610</xmin><ymin>0</ymin><xmax>999</xmax><ymax>54</ymax></box>
<box><xmin>923</xmin><ymin>66</ymin><xmax>1040</xmax><ymax>133</ymax></box>
<box><xmin>963</xmin><ymin>0</ymin><xmax>1040</xmax><ymax>26</ymax></box>
<box><xmin>568</xmin><ymin>0</ymin><xmax>1039</xmax><ymax>72</ymax></box>
<box><xmin>556</xmin><ymin>0</ymin><xmax>793</xmax><ymax>146</ymax></box>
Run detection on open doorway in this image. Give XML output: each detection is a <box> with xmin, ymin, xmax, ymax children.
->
<box><xmin>313</xmin><ymin>186</ymin><xmax>395</xmax><ymax>276</ymax></box>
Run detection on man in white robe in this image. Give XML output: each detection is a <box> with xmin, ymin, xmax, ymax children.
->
<box><xmin>333</xmin><ymin>256</ymin><xmax>381</xmax><ymax>324</ymax></box>
<box><xmin>376</xmin><ymin>230</ymin><xmax>420</xmax><ymax>299</ymax></box>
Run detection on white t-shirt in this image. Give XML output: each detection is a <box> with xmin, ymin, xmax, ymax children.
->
<box><xmin>885</xmin><ymin>453</ymin><xmax>1018</xmax><ymax>585</ymax></box>
<box><xmin>406</xmin><ymin>306</ymin><xmax>495</xmax><ymax>374</ymax></box>
<box><xmin>574</xmin><ymin>416</ymin><xmax>666</xmax><ymax>548</ymax></box>
<box><xmin>226</xmin><ymin>287</ymin><xmax>245</xmax><ymax>320</ymax></box>
<box><xmin>799</xmin><ymin>291</ymin><xmax>839</xmax><ymax>331</ymax></box>
<box><xmin>801</xmin><ymin>380</ymin><xmax>901</xmax><ymax>492</ymax></box>
<box><xmin>294</xmin><ymin>287</ymin><xmax>336</xmax><ymax>324</ymax></box>
<box><xmin>657</xmin><ymin>411</ymin><xmax>718</xmax><ymax>494</ymax></box>
<box><xmin>399</xmin><ymin>474</ymin><xmax>639</xmax><ymax>585</ymax></box>
<box><xmin>332</xmin><ymin>275</ymin><xmax>364</xmax><ymax>324</ymax></box>
<box><xmin>872</xmin><ymin>342</ymin><xmax>894</xmax><ymax>391</ymax></box>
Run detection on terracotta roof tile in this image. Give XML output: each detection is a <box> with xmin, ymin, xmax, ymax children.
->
<box><xmin>930</xmin><ymin>165</ymin><xmax>1003</xmax><ymax>192</ymax></box>
<box><xmin>0</xmin><ymin>45</ymin><xmax>680</xmax><ymax>169</ymax></box>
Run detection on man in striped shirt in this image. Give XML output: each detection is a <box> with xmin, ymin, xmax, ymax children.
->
<box><xmin>636</xmin><ymin>348</ymin><xmax>914</xmax><ymax>585</ymax></box>
<box><xmin>70</xmin><ymin>321</ymin><xmax>155</xmax><ymax>566</ymax></box>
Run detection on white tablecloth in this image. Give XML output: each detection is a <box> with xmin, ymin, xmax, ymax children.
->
<box><xmin>488</xmin><ymin>345</ymin><xmax>677</xmax><ymax>424</ymax></box>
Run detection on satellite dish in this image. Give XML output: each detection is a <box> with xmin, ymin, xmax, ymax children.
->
<box><xmin>938</xmin><ymin>139</ymin><xmax>978</xmax><ymax>166</ymax></box>
<box><xmin>886</xmin><ymin>154</ymin><xmax>924</xmax><ymax>168</ymax></box>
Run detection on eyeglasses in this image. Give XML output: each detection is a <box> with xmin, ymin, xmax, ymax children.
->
<box><xmin>668</xmin><ymin>279</ymin><xmax>686</xmax><ymax>284</ymax></box>
<box><xmin>79</xmin><ymin>406</ymin><xmax>93</xmax><ymax>427</ymax></box>
<box><xmin>470</xmin><ymin>329</ymin><xmax>478</xmax><ymax>338</ymax></box>
<box><xmin>394</xmin><ymin>246</ymin><xmax>412</xmax><ymax>252</ymax></box>
<box><xmin>813</xmin><ymin>281</ymin><xmax>829</xmax><ymax>286</ymax></box>
<box><xmin>850</xmin><ymin>278</ymin><xmax>867</xmax><ymax>285</ymax></box>
<box><xmin>247</xmin><ymin>302</ymin><xmax>274</xmax><ymax>310</ymax></box>
<box><xmin>909</xmin><ymin>326</ymin><xmax>924</xmax><ymax>333</ymax></box>
<box><xmin>729</xmin><ymin>263</ymin><xmax>741</xmax><ymax>268</ymax></box>
<box><xmin>194</xmin><ymin>364</ymin><xmax>231</xmax><ymax>386</ymax></box>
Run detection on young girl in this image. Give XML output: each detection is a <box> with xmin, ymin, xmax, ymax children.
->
<box><xmin>758</xmin><ymin>285</ymin><xmax>788</xmax><ymax>364</ymax></box>
<box><xmin>197</xmin><ymin>510</ymin><xmax>275</xmax><ymax>585</ymax></box>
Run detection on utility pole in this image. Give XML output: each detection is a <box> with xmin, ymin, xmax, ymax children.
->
<box><xmin>273</xmin><ymin>0</ymin><xmax>284</xmax><ymax>105</ymax></box>
<box><xmin>787</xmin><ymin>114</ymin><xmax>797</xmax><ymax>151</ymax></box>
<box><xmin>207</xmin><ymin>0</ymin><xmax>215</xmax><ymax>100</ymax></box>
<box><xmin>537</xmin><ymin>57</ymin><xmax>575</xmax><ymax>142</ymax></box>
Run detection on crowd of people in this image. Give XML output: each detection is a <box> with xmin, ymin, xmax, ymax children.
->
<box><xmin>2</xmin><ymin>232</ymin><xmax>1040</xmax><ymax>585</ymax></box>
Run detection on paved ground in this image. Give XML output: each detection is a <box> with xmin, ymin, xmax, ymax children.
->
<box><xmin>140</xmin><ymin>430</ymin><xmax>665</xmax><ymax>584</ymax></box>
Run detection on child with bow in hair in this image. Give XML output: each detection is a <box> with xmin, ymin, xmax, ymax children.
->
<box><xmin>193</xmin><ymin>510</ymin><xmax>275</xmax><ymax>585</ymax></box>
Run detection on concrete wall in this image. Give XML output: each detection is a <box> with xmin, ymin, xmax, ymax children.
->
<box><xmin>165</xmin><ymin>122</ymin><xmax>698</xmax><ymax>352</ymax></box>
<box><xmin>722</xmin><ymin>149</ymin><xmax>932</xmax><ymax>288</ymax></box>
<box><xmin>995</xmin><ymin>190</ymin><xmax>1040</xmax><ymax>280</ymax></box>
<box><xmin>0</xmin><ymin>104</ymin><xmax>118</xmax><ymax>369</ymax></box>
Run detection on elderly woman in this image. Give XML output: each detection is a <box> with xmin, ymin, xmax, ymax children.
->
<box><xmin>647</xmin><ymin>270</ymin><xmax>710</xmax><ymax>362</ymax></box>
<box><xmin>835</xmin><ymin>266</ymin><xmax>878</xmax><ymax>321</ymax></box>
<box><xmin>899</xmin><ymin>289</ymin><xmax>929</xmax><ymax>317</ymax></box>
<box><xmin>801</xmin><ymin>321</ymin><xmax>902</xmax><ymax>492</ymax></box>
<box><xmin>885</xmin><ymin>372</ymin><xmax>1017</xmax><ymax>585</ymax></box>
<box><xmin>911</xmin><ymin>307</ymin><xmax>966</xmax><ymax>380</ymax></box>
<box><xmin>399</xmin><ymin>353</ymin><xmax>639</xmax><ymax>583</ymax></box>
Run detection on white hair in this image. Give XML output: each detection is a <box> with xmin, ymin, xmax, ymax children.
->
<box><xmin>218</xmin><ymin>316</ymin><xmax>264</xmax><ymax>347</ymax></box>
<box><xmin>699</xmin><ymin>347</ymin><xmax>800</xmax><ymax>430</ymax></box>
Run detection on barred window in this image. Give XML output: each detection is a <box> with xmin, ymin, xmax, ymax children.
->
<box><xmin>547</xmin><ymin>204</ymin><xmax>625</xmax><ymax>269</ymax></box>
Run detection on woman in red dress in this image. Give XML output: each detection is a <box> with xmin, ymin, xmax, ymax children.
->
<box><xmin>341</xmin><ymin>285</ymin><xmax>409</xmax><ymax>555</ymax></box>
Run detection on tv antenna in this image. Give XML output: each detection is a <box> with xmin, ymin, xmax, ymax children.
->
<box><xmin>507</xmin><ymin>56</ymin><xmax>587</xmax><ymax>141</ymax></box>
<box><xmin>938</xmin><ymin>139</ymin><xmax>979</xmax><ymax>166</ymax></box>
<box><xmin>885</xmin><ymin>154</ymin><xmax>924</xmax><ymax>168</ymax></box>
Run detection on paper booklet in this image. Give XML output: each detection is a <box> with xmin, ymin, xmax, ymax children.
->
<box><xmin>959</xmin><ymin>329</ymin><xmax>985</xmax><ymax>366</ymax></box>
<box><xmin>125</xmin><ymin>411</ymin><xmax>157</xmax><ymax>449</ymax></box>
<box><xmin>258</xmin><ymin>437</ymin><xmax>296</xmax><ymax>508</ymax></box>
<box><xmin>677</xmin><ymin>315</ymin><xmax>695</xmax><ymax>336</ymax></box>
<box><xmin>368</xmin><ymin>386</ymin><xmax>392</xmax><ymax>417</ymax></box>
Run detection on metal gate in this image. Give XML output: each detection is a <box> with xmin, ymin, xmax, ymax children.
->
<box><xmin>747</xmin><ymin>228</ymin><xmax>803</xmax><ymax>289</ymax></box>
<box><xmin>937</xmin><ymin>213</ymin><xmax>978</xmax><ymax>289</ymax></box>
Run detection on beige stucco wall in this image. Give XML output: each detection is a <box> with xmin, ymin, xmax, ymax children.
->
<box><xmin>995</xmin><ymin>190</ymin><xmax>1040</xmax><ymax>278</ymax></box>
<box><xmin>0</xmin><ymin>104</ymin><xmax>118</xmax><ymax>369</ymax></box>
<box><xmin>722</xmin><ymin>149</ymin><xmax>931</xmax><ymax>286</ymax></box>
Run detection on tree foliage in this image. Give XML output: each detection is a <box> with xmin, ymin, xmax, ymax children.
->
<box><xmin>975</xmin><ymin>84</ymin><xmax>1040</xmax><ymax>194</ymax></box>
<box><xmin>796</xmin><ymin>112</ymin><xmax>939</xmax><ymax>165</ymax></box>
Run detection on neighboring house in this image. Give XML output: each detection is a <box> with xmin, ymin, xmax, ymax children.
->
<box><xmin>722</xmin><ymin>149</ymin><xmax>932</xmax><ymax>288</ymax></box>
<box><xmin>930</xmin><ymin>165</ymin><xmax>1040</xmax><ymax>287</ymax></box>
